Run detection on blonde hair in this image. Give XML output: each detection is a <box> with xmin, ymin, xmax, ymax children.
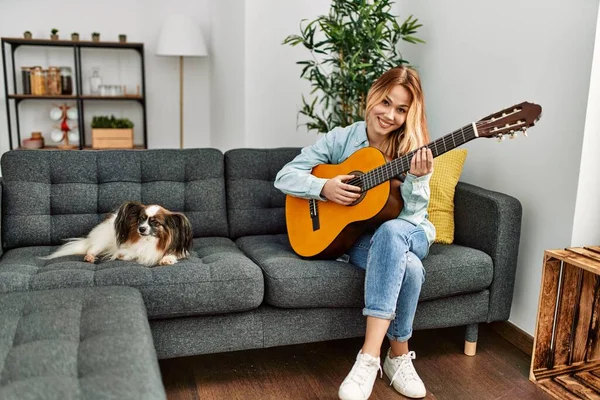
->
<box><xmin>365</xmin><ymin>66</ymin><xmax>430</xmax><ymax>158</ymax></box>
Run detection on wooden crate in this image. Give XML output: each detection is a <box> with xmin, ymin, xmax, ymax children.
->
<box><xmin>530</xmin><ymin>246</ymin><xmax>600</xmax><ymax>399</ymax></box>
<box><xmin>91</xmin><ymin>128</ymin><xmax>134</xmax><ymax>149</ymax></box>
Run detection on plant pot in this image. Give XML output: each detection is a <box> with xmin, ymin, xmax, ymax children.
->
<box><xmin>71</xmin><ymin>34</ymin><xmax>79</xmax><ymax>41</ymax></box>
<box><xmin>23</xmin><ymin>32</ymin><xmax>32</xmax><ymax>39</ymax></box>
<box><xmin>92</xmin><ymin>128</ymin><xmax>134</xmax><ymax>149</ymax></box>
<box><xmin>51</xmin><ymin>34</ymin><xmax>59</xmax><ymax>40</ymax></box>
<box><xmin>92</xmin><ymin>34</ymin><xmax>100</xmax><ymax>42</ymax></box>
<box><xmin>118</xmin><ymin>34</ymin><xmax>127</xmax><ymax>43</ymax></box>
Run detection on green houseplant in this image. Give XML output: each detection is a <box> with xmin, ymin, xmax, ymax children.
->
<box><xmin>50</xmin><ymin>29</ymin><xmax>59</xmax><ymax>40</ymax></box>
<box><xmin>91</xmin><ymin>32</ymin><xmax>100</xmax><ymax>42</ymax></box>
<box><xmin>91</xmin><ymin>115</ymin><xmax>134</xmax><ymax>149</ymax></box>
<box><xmin>71</xmin><ymin>32</ymin><xmax>79</xmax><ymax>41</ymax></box>
<box><xmin>283</xmin><ymin>0</ymin><xmax>424</xmax><ymax>133</ymax></box>
<box><xmin>23</xmin><ymin>31</ymin><xmax>32</xmax><ymax>39</ymax></box>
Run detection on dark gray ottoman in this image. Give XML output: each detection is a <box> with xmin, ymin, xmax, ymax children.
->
<box><xmin>0</xmin><ymin>286</ymin><xmax>166</xmax><ymax>400</ymax></box>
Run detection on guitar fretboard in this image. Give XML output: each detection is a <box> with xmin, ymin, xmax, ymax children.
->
<box><xmin>359</xmin><ymin>123</ymin><xmax>478</xmax><ymax>190</ymax></box>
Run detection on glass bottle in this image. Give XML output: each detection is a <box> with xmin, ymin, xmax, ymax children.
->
<box><xmin>60</xmin><ymin>67</ymin><xmax>73</xmax><ymax>95</ymax></box>
<box><xmin>89</xmin><ymin>67</ymin><xmax>102</xmax><ymax>95</ymax></box>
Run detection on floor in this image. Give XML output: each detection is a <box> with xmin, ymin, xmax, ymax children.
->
<box><xmin>159</xmin><ymin>324</ymin><xmax>552</xmax><ymax>399</ymax></box>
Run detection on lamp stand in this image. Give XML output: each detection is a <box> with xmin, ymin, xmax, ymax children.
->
<box><xmin>179</xmin><ymin>55</ymin><xmax>184</xmax><ymax>149</ymax></box>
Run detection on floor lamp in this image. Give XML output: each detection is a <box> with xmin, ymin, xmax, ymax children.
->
<box><xmin>156</xmin><ymin>15</ymin><xmax>208</xmax><ymax>149</ymax></box>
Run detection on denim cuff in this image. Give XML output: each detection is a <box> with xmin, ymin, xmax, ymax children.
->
<box><xmin>362</xmin><ymin>308</ymin><xmax>395</xmax><ymax>320</ymax></box>
<box><xmin>386</xmin><ymin>331</ymin><xmax>413</xmax><ymax>343</ymax></box>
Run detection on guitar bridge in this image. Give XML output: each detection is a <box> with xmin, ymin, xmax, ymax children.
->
<box><xmin>309</xmin><ymin>199</ymin><xmax>320</xmax><ymax>231</ymax></box>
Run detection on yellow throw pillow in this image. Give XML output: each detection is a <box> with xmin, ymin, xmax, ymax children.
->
<box><xmin>427</xmin><ymin>149</ymin><xmax>468</xmax><ymax>244</ymax></box>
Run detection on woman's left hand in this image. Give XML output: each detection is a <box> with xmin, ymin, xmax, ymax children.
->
<box><xmin>409</xmin><ymin>147</ymin><xmax>434</xmax><ymax>177</ymax></box>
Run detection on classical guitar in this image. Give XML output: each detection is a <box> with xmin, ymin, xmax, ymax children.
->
<box><xmin>285</xmin><ymin>101</ymin><xmax>542</xmax><ymax>259</ymax></box>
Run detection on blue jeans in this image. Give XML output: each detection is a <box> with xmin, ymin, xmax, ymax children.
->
<box><xmin>347</xmin><ymin>219</ymin><xmax>429</xmax><ymax>342</ymax></box>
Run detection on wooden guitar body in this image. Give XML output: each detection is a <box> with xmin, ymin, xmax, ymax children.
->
<box><xmin>285</xmin><ymin>147</ymin><xmax>403</xmax><ymax>259</ymax></box>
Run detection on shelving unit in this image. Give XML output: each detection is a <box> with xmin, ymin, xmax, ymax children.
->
<box><xmin>1</xmin><ymin>37</ymin><xmax>147</xmax><ymax>150</ymax></box>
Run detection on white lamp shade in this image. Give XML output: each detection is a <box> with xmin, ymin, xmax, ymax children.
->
<box><xmin>156</xmin><ymin>14</ymin><xmax>208</xmax><ymax>57</ymax></box>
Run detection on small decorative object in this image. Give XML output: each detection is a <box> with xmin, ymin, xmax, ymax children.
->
<box><xmin>91</xmin><ymin>115</ymin><xmax>134</xmax><ymax>149</ymax></box>
<box><xmin>50</xmin><ymin>28</ymin><xmax>59</xmax><ymax>40</ymax></box>
<box><xmin>118</xmin><ymin>34</ymin><xmax>127</xmax><ymax>43</ymax></box>
<box><xmin>22</xmin><ymin>132</ymin><xmax>44</xmax><ymax>149</ymax></box>
<box><xmin>23</xmin><ymin>31</ymin><xmax>32</xmax><ymax>39</ymax></box>
<box><xmin>71</xmin><ymin>32</ymin><xmax>79</xmax><ymax>41</ymax></box>
<box><xmin>89</xmin><ymin>67</ymin><xmax>102</xmax><ymax>94</ymax></box>
<box><xmin>49</xmin><ymin>103</ymin><xmax>78</xmax><ymax>149</ymax></box>
<box><xmin>91</xmin><ymin>32</ymin><xmax>100</xmax><ymax>42</ymax></box>
<box><xmin>123</xmin><ymin>84</ymin><xmax>142</xmax><ymax>97</ymax></box>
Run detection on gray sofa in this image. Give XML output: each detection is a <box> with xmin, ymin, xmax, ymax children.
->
<box><xmin>0</xmin><ymin>148</ymin><xmax>522</xmax><ymax>399</ymax></box>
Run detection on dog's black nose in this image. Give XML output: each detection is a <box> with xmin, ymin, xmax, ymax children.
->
<box><xmin>139</xmin><ymin>226</ymin><xmax>147</xmax><ymax>233</ymax></box>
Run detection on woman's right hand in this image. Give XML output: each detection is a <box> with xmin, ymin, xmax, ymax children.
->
<box><xmin>320</xmin><ymin>175</ymin><xmax>362</xmax><ymax>205</ymax></box>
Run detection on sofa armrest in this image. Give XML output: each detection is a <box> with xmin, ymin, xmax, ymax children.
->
<box><xmin>453</xmin><ymin>181</ymin><xmax>522</xmax><ymax>322</ymax></box>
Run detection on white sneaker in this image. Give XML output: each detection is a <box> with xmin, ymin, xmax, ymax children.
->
<box><xmin>338</xmin><ymin>351</ymin><xmax>382</xmax><ymax>400</ymax></box>
<box><xmin>383</xmin><ymin>349</ymin><xmax>426</xmax><ymax>398</ymax></box>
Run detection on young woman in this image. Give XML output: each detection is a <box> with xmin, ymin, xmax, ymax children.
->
<box><xmin>275</xmin><ymin>66</ymin><xmax>434</xmax><ymax>400</ymax></box>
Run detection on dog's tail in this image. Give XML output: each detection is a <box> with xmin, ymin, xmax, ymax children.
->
<box><xmin>41</xmin><ymin>238</ymin><xmax>89</xmax><ymax>259</ymax></box>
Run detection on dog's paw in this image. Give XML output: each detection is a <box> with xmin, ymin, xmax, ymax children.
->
<box><xmin>158</xmin><ymin>254</ymin><xmax>178</xmax><ymax>266</ymax></box>
<box><xmin>84</xmin><ymin>254</ymin><xmax>96</xmax><ymax>263</ymax></box>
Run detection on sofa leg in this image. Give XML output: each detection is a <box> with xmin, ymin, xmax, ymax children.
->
<box><xmin>464</xmin><ymin>323</ymin><xmax>478</xmax><ymax>356</ymax></box>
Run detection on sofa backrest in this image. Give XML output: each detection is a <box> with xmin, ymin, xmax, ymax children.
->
<box><xmin>225</xmin><ymin>148</ymin><xmax>301</xmax><ymax>238</ymax></box>
<box><xmin>1</xmin><ymin>149</ymin><xmax>228</xmax><ymax>249</ymax></box>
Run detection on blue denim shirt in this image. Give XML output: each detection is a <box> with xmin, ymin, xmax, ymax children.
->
<box><xmin>274</xmin><ymin>121</ymin><xmax>436</xmax><ymax>245</ymax></box>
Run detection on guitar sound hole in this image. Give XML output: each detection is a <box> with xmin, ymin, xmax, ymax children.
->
<box><xmin>347</xmin><ymin>170</ymin><xmax>367</xmax><ymax>206</ymax></box>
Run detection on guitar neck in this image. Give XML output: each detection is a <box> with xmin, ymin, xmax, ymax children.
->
<box><xmin>363</xmin><ymin>123</ymin><xmax>478</xmax><ymax>190</ymax></box>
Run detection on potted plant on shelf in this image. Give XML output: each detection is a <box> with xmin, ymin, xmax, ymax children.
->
<box><xmin>50</xmin><ymin>28</ymin><xmax>59</xmax><ymax>40</ymax></box>
<box><xmin>118</xmin><ymin>34</ymin><xmax>127</xmax><ymax>43</ymax></box>
<box><xmin>23</xmin><ymin>31</ymin><xmax>32</xmax><ymax>39</ymax></box>
<box><xmin>91</xmin><ymin>115</ymin><xmax>134</xmax><ymax>149</ymax></box>
<box><xmin>71</xmin><ymin>32</ymin><xmax>79</xmax><ymax>41</ymax></box>
<box><xmin>91</xmin><ymin>32</ymin><xmax>100</xmax><ymax>42</ymax></box>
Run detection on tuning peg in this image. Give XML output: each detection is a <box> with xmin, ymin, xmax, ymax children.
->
<box><xmin>497</xmin><ymin>135</ymin><xmax>506</xmax><ymax>142</ymax></box>
<box><xmin>509</xmin><ymin>132</ymin><xmax>517</xmax><ymax>139</ymax></box>
<box><xmin>522</xmin><ymin>129</ymin><xmax>528</xmax><ymax>137</ymax></box>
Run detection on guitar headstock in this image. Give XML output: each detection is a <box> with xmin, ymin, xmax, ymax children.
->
<box><xmin>476</xmin><ymin>102</ymin><xmax>542</xmax><ymax>140</ymax></box>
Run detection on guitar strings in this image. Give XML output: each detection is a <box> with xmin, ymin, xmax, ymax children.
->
<box><xmin>345</xmin><ymin>121</ymin><xmax>485</xmax><ymax>190</ymax></box>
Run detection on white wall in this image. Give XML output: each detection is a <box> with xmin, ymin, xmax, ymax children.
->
<box><xmin>209</xmin><ymin>0</ymin><xmax>245</xmax><ymax>152</ymax></box>
<box><xmin>572</xmin><ymin>9</ymin><xmax>600</xmax><ymax>246</ymax></box>
<box><xmin>0</xmin><ymin>0</ymin><xmax>211</xmax><ymax>151</ymax></box>
<box><xmin>244</xmin><ymin>0</ymin><xmax>331</xmax><ymax>149</ymax></box>
<box><xmin>391</xmin><ymin>0</ymin><xmax>598</xmax><ymax>334</ymax></box>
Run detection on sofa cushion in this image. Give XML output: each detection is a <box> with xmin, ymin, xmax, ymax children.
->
<box><xmin>225</xmin><ymin>148</ymin><xmax>301</xmax><ymax>238</ymax></box>
<box><xmin>235</xmin><ymin>234</ymin><xmax>493</xmax><ymax>308</ymax></box>
<box><xmin>0</xmin><ymin>286</ymin><xmax>166</xmax><ymax>400</ymax></box>
<box><xmin>1</xmin><ymin>149</ymin><xmax>228</xmax><ymax>249</ymax></box>
<box><xmin>0</xmin><ymin>237</ymin><xmax>264</xmax><ymax>318</ymax></box>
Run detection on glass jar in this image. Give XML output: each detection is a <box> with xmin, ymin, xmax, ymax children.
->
<box><xmin>21</xmin><ymin>67</ymin><xmax>31</xmax><ymax>94</ymax></box>
<box><xmin>90</xmin><ymin>67</ymin><xmax>102</xmax><ymax>94</ymax></box>
<box><xmin>60</xmin><ymin>67</ymin><xmax>73</xmax><ymax>95</ymax></box>
<box><xmin>46</xmin><ymin>67</ymin><xmax>62</xmax><ymax>95</ymax></box>
<box><xmin>30</xmin><ymin>66</ymin><xmax>46</xmax><ymax>95</ymax></box>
